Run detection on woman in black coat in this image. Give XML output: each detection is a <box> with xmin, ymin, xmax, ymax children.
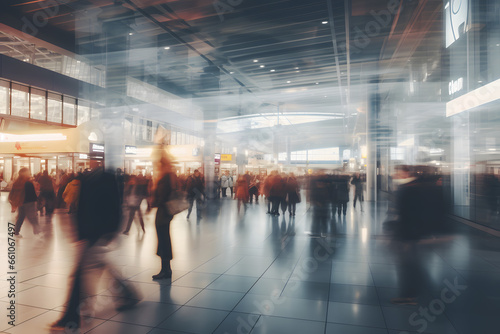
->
<box><xmin>286</xmin><ymin>173</ymin><xmax>300</xmax><ymax>216</ymax></box>
<box><xmin>151</xmin><ymin>153</ymin><xmax>176</xmax><ymax>280</ymax></box>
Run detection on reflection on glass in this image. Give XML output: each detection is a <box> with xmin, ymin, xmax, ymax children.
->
<box><xmin>47</xmin><ymin>93</ymin><xmax>62</xmax><ymax>123</ymax></box>
<box><xmin>77</xmin><ymin>104</ymin><xmax>90</xmax><ymax>126</ymax></box>
<box><xmin>0</xmin><ymin>80</ymin><xmax>8</xmax><ymax>115</ymax></box>
<box><xmin>30</xmin><ymin>88</ymin><xmax>46</xmax><ymax>121</ymax></box>
<box><xmin>11</xmin><ymin>83</ymin><xmax>29</xmax><ymax>118</ymax></box>
<box><xmin>63</xmin><ymin>97</ymin><xmax>76</xmax><ymax>125</ymax></box>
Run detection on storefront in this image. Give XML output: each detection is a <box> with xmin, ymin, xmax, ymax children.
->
<box><xmin>0</xmin><ymin>129</ymin><xmax>90</xmax><ymax>181</ymax></box>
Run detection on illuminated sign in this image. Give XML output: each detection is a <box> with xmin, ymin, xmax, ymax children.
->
<box><xmin>125</xmin><ymin>145</ymin><xmax>137</xmax><ymax>155</ymax></box>
<box><xmin>89</xmin><ymin>143</ymin><xmax>104</xmax><ymax>160</ymax></box>
<box><xmin>221</xmin><ymin>154</ymin><xmax>232</xmax><ymax>161</ymax></box>
<box><xmin>0</xmin><ymin>133</ymin><xmax>67</xmax><ymax>142</ymax></box>
<box><xmin>445</xmin><ymin>0</ymin><xmax>468</xmax><ymax>48</ymax></box>
<box><xmin>449</xmin><ymin>77</ymin><xmax>464</xmax><ymax>96</ymax></box>
<box><xmin>214</xmin><ymin>153</ymin><xmax>221</xmax><ymax>165</ymax></box>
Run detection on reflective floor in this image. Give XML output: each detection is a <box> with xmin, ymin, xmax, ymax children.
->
<box><xmin>1</xmin><ymin>192</ymin><xmax>500</xmax><ymax>334</ymax></box>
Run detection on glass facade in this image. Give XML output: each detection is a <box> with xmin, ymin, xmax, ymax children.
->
<box><xmin>10</xmin><ymin>83</ymin><xmax>29</xmax><ymax>118</ymax></box>
<box><xmin>30</xmin><ymin>88</ymin><xmax>46</xmax><ymax>121</ymax></box>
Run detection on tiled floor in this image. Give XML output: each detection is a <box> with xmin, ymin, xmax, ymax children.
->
<box><xmin>1</xmin><ymin>192</ymin><xmax>500</xmax><ymax>334</ymax></box>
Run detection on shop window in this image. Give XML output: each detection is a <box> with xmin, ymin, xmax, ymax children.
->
<box><xmin>146</xmin><ymin>120</ymin><xmax>153</xmax><ymax>142</ymax></box>
<box><xmin>63</xmin><ymin>97</ymin><xmax>76</xmax><ymax>125</ymax></box>
<box><xmin>11</xmin><ymin>83</ymin><xmax>29</xmax><ymax>118</ymax></box>
<box><xmin>0</xmin><ymin>80</ymin><xmax>9</xmax><ymax>115</ymax></box>
<box><xmin>77</xmin><ymin>102</ymin><xmax>90</xmax><ymax>125</ymax></box>
<box><xmin>47</xmin><ymin>92</ymin><xmax>62</xmax><ymax>123</ymax></box>
<box><xmin>30</xmin><ymin>88</ymin><xmax>46</xmax><ymax>121</ymax></box>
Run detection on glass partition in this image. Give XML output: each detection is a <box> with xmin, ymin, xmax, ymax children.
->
<box><xmin>30</xmin><ymin>88</ymin><xmax>46</xmax><ymax>121</ymax></box>
<box><xmin>47</xmin><ymin>92</ymin><xmax>62</xmax><ymax>123</ymax></box>
<box><xmin>63</xmin><ymin>96</ymin><xmax>76</xmax><ymax>125</ymax></box>
<box><xmin>0</xmin><ymin>80</ymin><xmax>9</xmax><ymax>115</ymax></box>
<box><xmin>11</xmin><ymin>83</ymin><xmax>29</xmax><ymax>118</ymax></box>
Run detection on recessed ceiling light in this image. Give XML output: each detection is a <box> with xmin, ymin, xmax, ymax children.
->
<box><xmin>129</xmin><ymin>32</ymin><xmax>134</xmax><ymax>36</ymax></box>
<box><xmin>315</xmin><ymin>82</ymin><xmax>319</xmax><ymax>85</ymax></box>
<box><xmin>296</xmin><ymin>70</ymin><xmax>300</xmax><ymax>73</ymax></box>
<box><xmin>253</xmin><ymin>59</ymin><xmax>259</xmax><ymax>63</ymax></box>
<box><xmin>164</xmin><ymin>46</ymin><xmax>170</xmax><ymax>50</ymax></box>
<box><xmin>260</xmin><ymin>65</ymin><xmax>265</xmax><ymax>68</ymax></box>
<box><xmin>497</xmin><ymin>44</ymin><xmax>500</xmax><ymax>46</ymax></box>
<box><xmin>295</xmin><ymin>67</ymin><xmax>299</xmax><ymax>70</ymax></box>
<box><xmin>324</xmin><ymin>95</ymin><xmax>328</xmax><ymax>98</ymax></box>
<box><xmin>287</xmin><ymin>81</ymin><xmax>291</xmax><ymax>84</ymax></box>
<box><xmin>230</xmin><ymin>71</ymin><xmax>234</xmax><ymax>74</ymax></box>
<box><xmin>478</xmin><ymin>80</ymin><xmax>483</xmax><ymax>83</ymax></box>
<box><xmin>322</xmin><ymin>21</ymin><xmax>328</xmax><ymax>24</ymax></box>
<box><xmin>270</xmin><ymin>69</ymin><xmax>276</xmax><ymax>72</ymax></box>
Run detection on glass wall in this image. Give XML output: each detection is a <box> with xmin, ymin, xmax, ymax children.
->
<box><xmin>47</xmin><ymin>92</ymin><xmax>62</xmax><ymax>123</ymax></box>
<box><xmin>10</xmin><ymin>83</ymin><xmax>29</xmax><ymax>118</ymax></box>
<box><xmin>0</xmin><ymin>80</ymin><xmax>8</xmax><ymax>115</ymax></box>
<box><xmin>63</xmin><ymin>97</ymin><xmax>76</xmax><ymax>125</ymax></box>
<box><xmin>30</xmin><ymin>88</ymin><xmax>46</xmax><ymax>121</ymax></box>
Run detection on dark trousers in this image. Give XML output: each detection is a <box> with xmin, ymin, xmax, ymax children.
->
<box><xmin>353</xmin><ymin>192</ymin><xmax>363</xmax><ymax>209</ymax></box>
<box><xmin>288</xmin><ymin>203</ymin><xmax>296</xmax><ymax>215</ymax></box>
<box><xmin>187</xmin><ymin>197</ymin><xmax>203</xmax><ymax>218</ymax></box>
<box><xmin>15</xmin><ymin>202</ymin><xmax>40</xmax><ymax>235</ymax></box>
<box><xmin>222</xmin><ymin>187</ymin><xmax>227</xmax><ymax>197</ymax></box>
<box><xmin>123</xmin><ymin>205</ymin><xmax>145</xmax><ymax>233</ymax></box>
<box><xmin>337</xmin><ymin>202</ymin><xmax>347</xmax><ymax>215</ymax></box>
<box><xmin>271</xmin><ymin>197</ymin><xmax>284</xmax><ymax>214</ymax></box>
<box><xmin>38</xmin><ymin>190</ymin><xmax>55</xmax><ymax>215</ymax></box>
<box><xmin>249</xmin><ymin>189</ymin><xmax>259</xmax><ymax>203</ymax></box>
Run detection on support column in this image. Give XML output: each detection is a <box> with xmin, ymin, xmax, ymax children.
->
<box><xmin>101</xmin><ymin>22</ymin><xmax>128</xmax><ymax>172</ymax></box>
<box><xmin>366</xmin><ymin>79</ymin><xmax>379</xmax><ymax>202</ymax></box>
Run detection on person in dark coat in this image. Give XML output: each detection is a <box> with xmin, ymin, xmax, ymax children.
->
<box><xmin>248</xmin><ymin>176</ymin><xmax>260</xmax><ymax>204</ymax></box>
<box><xmin>286</xmin><ymin>173</ymin><xmax>300</xmax><ymax>216</ymax></box>
<box><xmin>10</xmin><ymin>168</ymin><xmax>40</xmax><ymax>237</ymax></box>
<box><xmin>122</xmin><ymin>175</ymin><xmax>146</xmax><ymax>235</ymax></box>
<box><xmin>389</xmin><ymin>165</ymin><xmax>446</xmax><ymax>305</ymax></box>
<box><xmin>186</xmin><ymin>169</ymin><xmax>205</xmax><ymax>219</ymax></box>
<box><xmin>269</xmin><ymin>172</ymin><xmax>285</xmax><ymax>216</ymax></box>
<box><xmin>37</xmin><ymin>170</ymin><xmax>56</xmax><ymax>216</ymax></box>
<box><xmin>351</xmin><ymin>172</ymin><xmax>364</xmax><ymax>211</ymax></box>
<box><xmin>151</xmin><ymin>153</ymin><xmax>177</xmax><ymax>279</ymax></box>
<box><xmin>336</xmin><ymin>175</ymin><xmax>350</xmax><ymax>216</ymax></box>
<box><xmin>51</xmin><ymin>168</ymin><xmax>140</xmax><ymax>331</ymax></box>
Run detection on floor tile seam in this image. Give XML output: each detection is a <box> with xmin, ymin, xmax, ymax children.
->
<box><xmin>369</xmin><ymin>260</ymin><xmax>390</xmax><ymax>330</ymax></box>
<box><xmin>82</xmin><ymin>319</ymin><xmax>154</xmax><ymax>333</ymax></box>
<box><xmin>18</xmin><ymin>272</ymin><xmax>57</xmax><ymax>284</ymax></box>
<box><xmin>432</xmin><ymin>251</ymin><xmax>472</xmax><ymax>285</ymax></box>
<box><xmin>323</xmin><ymin>255</ymin><xmax>334</xmax><ymax>334</ymax></box>
<box><xmin>1</xmin><ymin>308</ymin><xmax>54</xmax><ymax>330</ymax></box>
<box><xmin>208</xmin><ymin>295</ymin><xmax>257</xmax><ymax>334</ymax></box>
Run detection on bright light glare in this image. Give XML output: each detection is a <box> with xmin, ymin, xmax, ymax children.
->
<box><xmin>0</xmin><ymin>133</ymin><xmax>67</xmax><ymax>142</ymax></box>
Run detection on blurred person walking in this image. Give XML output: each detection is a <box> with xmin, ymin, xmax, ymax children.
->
<box><xmin>37</xmin><ymin>170</ymin><xmax>56</xmax><ymax>216</ymax></box>
<box><xmin>286</xmin><ymin>173</ymin><xmax>300</xmax><ymax>216</ymax></box>
<box><xmin>336</xmin><ymin>175</ymin><xmax>350</xmax><ymax>216</ymax></box>
<box><xmin>249</xmin><ymin>175</ymin><xmax>260</xmax><ymax>204</ymax></box>
<box><xmin>351</xmin><ymin>172</ymin><xmax>364</xmax><ymax>212</ymax></box>
<box><xmin>220</xmin><ymin>172</ymin><xmax>229</xmax><ymax>197</ymax></box>
<box><xmin>9</xmin><ymin>167</ymin><xmax>40</xmax><ymax>237</ymax></box>
<box><xmin>235</xmin><ymin>175</ymin><xmax>249</xmax><ymax>212</ymax></box>
<box><xmin>186</xmin><ymin>169</ymin><xmax>205</xmax><ymax>219</ymax></box>
<box><xmin>122</xmin><ymin>175</ymin><xmax>146</xmax><ymax>235</ymax></box>
<box><xmin>63</xmin><ymin>173</ymin><xmax>82</xmax><ymax>214</ymax></box>
<box><xmin>387</xmin><ymin>165</ymin><xmax>447</xmax><ymax>305</ymax></box>
<box><xmin>50</xmin><ymin>168</ymin><xmax>141</xmax><ymax>331</ymax></box>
